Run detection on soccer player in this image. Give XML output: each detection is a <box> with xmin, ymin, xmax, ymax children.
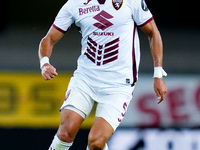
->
<box><xmin>38</xmin><ymin>0</ymin><xmax>167</xmax><ymax>149</ymax></box>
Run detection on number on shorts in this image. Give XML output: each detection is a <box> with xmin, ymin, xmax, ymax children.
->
<box><xmin>118</xmin><ymin>102</ymin><xmax>127</xmax><ymax>122</ymax></box>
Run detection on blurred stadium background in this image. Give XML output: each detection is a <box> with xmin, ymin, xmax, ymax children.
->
<box><xmin>0</xmin><ymin>0</ymin><xmax>200</xmax><ymax>149</ymax></box>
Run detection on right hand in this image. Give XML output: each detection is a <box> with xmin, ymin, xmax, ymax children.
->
<box><xmin>41</xmin><ymin>63</ymin><xmax>58</xmax><ymax>80</ymax></box>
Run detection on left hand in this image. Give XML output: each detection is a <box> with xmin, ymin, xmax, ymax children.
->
<box><xmin>154</xmin><ymin>78</ymin><xmax>167</xmax><ymax>104</ymax></box>
<box><xmin>41</xmin><ymin>63</ymin><xmax>58</xmax><ymax>80</ymax></box>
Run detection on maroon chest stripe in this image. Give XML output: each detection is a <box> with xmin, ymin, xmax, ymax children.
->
<box><xmin>105</xmin><ymin>37</ymin><xmax>120</xmax><ymax>47</ymax></box>
<box><xmin>88</xmin><ymin>36</ymin><xmax>97</xmax><ymax>47</ymax></box>
<box><xmin>104</xmin><ymin>44</ymin><xmax>119</xmax><ymax>53</ymax></box>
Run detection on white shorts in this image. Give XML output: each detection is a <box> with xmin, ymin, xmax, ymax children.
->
<box><xmin>60</xmin><ymin>73</ymin><xmax>134</xmax><ymax>131</ymax></box>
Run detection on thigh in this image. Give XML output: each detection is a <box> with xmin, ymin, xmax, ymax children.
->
<box><xmin>60</xmin><ymin>76</ymin><xmax>95</xmax><ymax>119</ymax></box>
<box><xmin>57</xmin><ymin>109</ymin><xmax>84</xmax><ymax>143</ymax></box>
<box><xmin>95</xmin><ymin>93</ymin><xmax>132</xmax><ymax>131</ymax></box>
<box><xmin>88</xmin><ymin>117</ymin><xmax>114</xmax><ymax>146</ymax></box>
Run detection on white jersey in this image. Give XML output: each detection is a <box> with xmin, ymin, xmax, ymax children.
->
<box><xmin>53</xmin><ymin>0</ymin><xmax>152</xmax><ymax>86</ymax></box>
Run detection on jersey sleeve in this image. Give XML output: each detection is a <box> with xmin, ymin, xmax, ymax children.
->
<box><xmin>53</xmin><ymin>0</ymin><xmax>74</xmax><ymax>33</ymax></box>
<box><xmin>131</xmin><ymin>0</ymin><xmax>153</xmax><ymax>27</ymax></box>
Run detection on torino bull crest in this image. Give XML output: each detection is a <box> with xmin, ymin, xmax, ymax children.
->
<box><xmin>112</xmin><ymin>0</ymin><xmax>123</xmax><ymax>10</ymax></box>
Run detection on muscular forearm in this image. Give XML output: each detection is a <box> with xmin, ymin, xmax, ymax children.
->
<box><xmin>149</xmin><ymin>30</ymin><xmax>163</xmax><ymax>67</ymax></box>
<box><xmin>38</xmin><ymin>35</ymin><xmax>58</xmax><ymax>80</ymax></box>
<box><xmin>38</xmin><ymin>26</ymin><xmax>64</xmax><ymax>80</ymax></box>
<box><xmin>140</xmin><ymin>19</ymin><xmax>163</xmax><ymax>67</ymax></box>
<box><xmin>38</xmin><ymin>36</ymin><xmax>54</xmax><ymax>60</ymax></box>
<box><xmin>38</xmin><ymin>26</ymin><xmax>64</xmax><ymax>60</ymax></box>
<box><xmin>141</xmin><ymin>20</ymin><xmax>167</xmax><ymax>104</ymax></box>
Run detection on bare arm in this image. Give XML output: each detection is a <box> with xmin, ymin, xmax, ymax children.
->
<box><xmin>140</xmin><ymin>19</ymin><xmax>163</xmax><ymax>67</ymax></box>
<box><xmin>39</xmin><ymin>26</ymin><xmax>64</xmax><ymax>59</ymax></box>
<box><xmin>140</xmin><ymin>19</ymin><xmax>167</xmax><ymax>104</ymax></box>
<box><xmin>38</xmin><ymin>26</ymin><xmax>64</xmax><ymax>80</ymax></box>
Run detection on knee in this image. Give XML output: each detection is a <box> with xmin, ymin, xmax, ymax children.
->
<box><xmin>57</xmin><ymin>124</ymin><xmax>77</xmax><ymax>143</ymax></box>
<box><xmin>88</xmin><ymin>134</ymin><xmax>106</xmax><ymax>150</ymax></box>
<box><xmin>57</xmin><ymin>131</ymin><xmax>73</xmax><ymax>143</ymax></box>
<box><xmin>56</xmin><ymin>109</ymin><xmax>83</xmax><ymax>143</ymax></box>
